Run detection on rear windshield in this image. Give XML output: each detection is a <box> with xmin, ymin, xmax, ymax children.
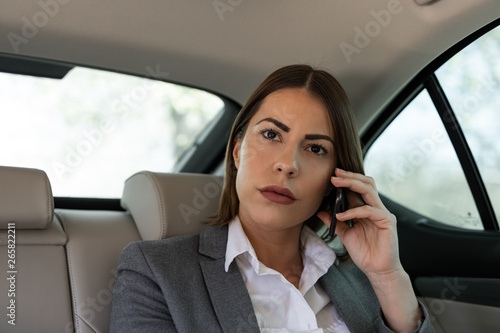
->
<box><xmin>0</xmin><ymin>66</ymin><xmax>223</xmax><ymax>198</ymax></box>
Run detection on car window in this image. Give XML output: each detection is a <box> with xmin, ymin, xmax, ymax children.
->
<box><xmin>364</xmin><ymin>89</ymin><xmax>482</xmax><ymax>230</ymax></box>
<box><xmin>435</xmin><ymin>25</ymin><xmax>500</xmax><ymax>225</ymax></box>
<box><xmin>0</xmin><ymin>67</ymin><xmax>224</xmax><ymax>198</ymax></box>
<box><xmin>364</xmin><ymin>25</ymin><xmax>500</xmax><ymax>231</ymax></box>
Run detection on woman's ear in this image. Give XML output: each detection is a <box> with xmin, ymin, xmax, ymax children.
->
<box><xmin>232</xmin><ymin>139</ymin><xmax>241</xmax><ymax>170</ymax></box>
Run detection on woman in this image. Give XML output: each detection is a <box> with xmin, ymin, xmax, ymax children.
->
<box><xmin>110</xmin><ymin>65</ymin><xmax>435</xmax><ymax>332</ymax></box>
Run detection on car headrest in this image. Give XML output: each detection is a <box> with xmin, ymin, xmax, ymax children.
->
<box><xmin>121</xmin><ymin>171</ymin><xmax>223</xmax><ymax>240</ymax></box>
<box><xmin>0</xmin><ymin>166</ymin><xmax>54</xmax><ymax>229</ymax></box>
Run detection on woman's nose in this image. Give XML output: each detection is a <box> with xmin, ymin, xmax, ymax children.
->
<box><xmin>274</xmin><ymin>147</ymin><xmax>299</xmax><ymax>177</ymax></box>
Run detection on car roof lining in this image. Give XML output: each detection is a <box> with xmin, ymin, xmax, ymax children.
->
<box><xmin>2</xmin><ymin>1</ymin><xmax>499</xmax><ymax>134</ymax></box>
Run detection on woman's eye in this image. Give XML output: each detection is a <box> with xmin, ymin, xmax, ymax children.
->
<box><xmin>308</xmin><ymin>145</ymin><xmax>327</xmax><ymax>155</ymax></box>
<box><xmin>262</xmin><ymin>129</ymin><xmax>280</xmax><ymax>141</ymax></box>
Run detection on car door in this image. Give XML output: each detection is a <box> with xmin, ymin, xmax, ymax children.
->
<box><xmin>362</xmin><ymin>19</ymin><xmax>500</xmax><ymax>333</ymax></box>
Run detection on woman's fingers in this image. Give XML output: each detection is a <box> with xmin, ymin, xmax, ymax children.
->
<box><xmin>331</xmin><ymin>169</ymin><xmax>386</xmax><ymax>211</ymax></box>
<box><xmin>335</xmin><ymin>168</ymin><xmax>377</xmax><ymax>188</ymax></box>
<box><xmin>336</xmin><ymin>204</ymin><xmax>395</xmax><ymax>227</ymax></box>
<box><xmin>316</xmin><ymin>204</ymin><xmax>396</xmax><ymax>238</ymax></box>
<box><xmin>319</xmin><ymin>170</ymin><xmax>396</xmax><ymax>240</ymax></box>
<box><xmin>334</xmin><ymin>205</ymin><xmax>397</xmax><ymax>246</ymax></box>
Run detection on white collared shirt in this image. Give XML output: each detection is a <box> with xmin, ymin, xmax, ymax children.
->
<box><xmin>225</xmin><ymin>216</ymin><xmax>350</xmax><ymax>333</ymax></box>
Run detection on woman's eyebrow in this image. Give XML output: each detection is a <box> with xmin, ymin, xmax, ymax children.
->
<box><xmin>256</xmin><ymin>117</ymin><xmax>334</xmax><ymax>144</ymax></box>
<box><xmin>255</xmin><ymin>118</ymin><xmax>290</xmax><ymax>132</ymax></box>
<box><xmin>305</xmin><ymin>134</ymin><xmax>334</xmax><ymax>144</ymax></box>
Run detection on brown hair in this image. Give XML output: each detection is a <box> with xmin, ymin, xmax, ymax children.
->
<box><xmin>212</xmin><ymin>64</ymin><xmax>364</xmax><ymax>226</ymax></box>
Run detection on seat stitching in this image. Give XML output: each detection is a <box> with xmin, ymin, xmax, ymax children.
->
<box><xmin>146</xmin><ymin>172</ymin><xmax>166</xmax><ymax>239</ymax></box>
<box><xmin>44</xmin><ymin>171</ymin><xmax>52</xmax><ymax>227</ymax></box>
<box><xmin>75</xmin><ymin>313</ymin><xmax>97</xmax><ymax>333</ymax></box>
<box><xmin>61</xmin><ymin>215</ymin><xmax>80</xmax><ymax>333</ymax></box>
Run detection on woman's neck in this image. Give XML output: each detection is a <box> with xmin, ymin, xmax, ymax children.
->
<box><xmin>239</xmin><ymin>219</ymin><xmax>304</xmax><ymax>289</ymax></box>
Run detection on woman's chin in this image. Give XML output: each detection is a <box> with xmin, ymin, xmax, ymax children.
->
<box><xmin>242</xmin><ymin>210</ymin><xmax>308</xmax><ymax>231</ymax></box>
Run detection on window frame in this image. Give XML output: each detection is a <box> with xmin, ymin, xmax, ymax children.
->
<box><xmin>361</xmin><ymin>18</ymin><xmax>500</xmax><ymax>231</ymax></box>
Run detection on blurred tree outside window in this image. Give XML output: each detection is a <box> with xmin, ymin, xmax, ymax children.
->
<box><xmin>0</xmin><ymin>67</ymin><xmax>223</xmax><ymax>198</ymax></box>
<box><xmin>364</xmin><ymin>90</ymin><xmax>481</xmax><ymax>230</ymax></box>
<box><xmin>436</xmin><ymin>25</ymin><xmax>500</xmax><ymax>225</ymax></box>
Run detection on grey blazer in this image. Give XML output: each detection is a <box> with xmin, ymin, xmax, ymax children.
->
<box><xmin>110</xmin><ymin>225</ymin><xmax>435</xmax><ymax>333</ymax></box>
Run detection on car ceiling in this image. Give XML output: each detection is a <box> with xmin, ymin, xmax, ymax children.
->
<box><xmin>1</xmin><ymin>0</ymin><xmax>499</xmax><ymax>134</ymax></box>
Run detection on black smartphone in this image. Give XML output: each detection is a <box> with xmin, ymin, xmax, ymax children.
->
<box><xmin>328</xmin><ymin>187</ymin><xmax>344</xmax><ymax>238</ymax></box>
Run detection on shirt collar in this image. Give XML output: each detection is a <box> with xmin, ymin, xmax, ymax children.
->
<box><xmin>225</xmin><ymin>215</ymin><xmax>259</xmax><ymax>272</ymax></box>
<box><xmin>225</xmin><ymin>216</ymin><xmax>336</xmax><ymax>277</ymax></box>
<box><xmin>299</xmin><ymin>225</ymin><xmax>336</xmax><ymax>292</ymax></box>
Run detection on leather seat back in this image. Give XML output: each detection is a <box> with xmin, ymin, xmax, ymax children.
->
<box><xmin>0</xmin><ymin>166</ymin><xmax>73</xmax><ymax>333</ymax></box>
<box><xmin>121</xmin><ymin>171</ymin><xmax>224</xmax><ymax>240</ymax></box>
<box><xmin>57</xmin><ymin>208</ymin><xmax>140</xmax><ymax>333</ymax></box>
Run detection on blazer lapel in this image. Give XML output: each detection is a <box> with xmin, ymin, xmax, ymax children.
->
<box><xmin>320</xmin><ymin>261</ymin><xmax>378</xmax><ymax>332</ymax></box>
<box><xmin>198</xmin><ymin>225</ymin><xmax>260</xmax><ymax>333</ymax></box>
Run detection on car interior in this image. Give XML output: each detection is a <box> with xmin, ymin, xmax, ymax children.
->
<box><xmin>1</xmin><ymin>1</ymin><xmax>500</xmax><ymax>332</ymax></box>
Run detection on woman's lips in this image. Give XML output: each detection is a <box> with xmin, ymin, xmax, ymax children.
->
<box><xmin>258</xmin><ymin>186</ymin><xmax>296</xmax><ymax>205</ymax></box>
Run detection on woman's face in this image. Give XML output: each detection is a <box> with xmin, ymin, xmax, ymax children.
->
<box><xmin>233</xmin><ymin>88</ymin><xmax>336</xmax><ymax>231</ymax></box>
